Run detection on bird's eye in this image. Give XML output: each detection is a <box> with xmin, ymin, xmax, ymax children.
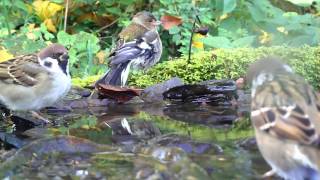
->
<box><xmin>44</xmin><ymin>61</ymin><xmax>52</xmax><ymax>68</ymax></box>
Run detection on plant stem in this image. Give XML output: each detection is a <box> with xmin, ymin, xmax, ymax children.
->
<box><xmin>64</xmin><ymin>0</ymin><xmax>69</xmax><ymax>32</ymax></box>
<box><xmin>187</xmin><ymin>19</ymin><xmax>197</xmax><ymax>64</ymax></box>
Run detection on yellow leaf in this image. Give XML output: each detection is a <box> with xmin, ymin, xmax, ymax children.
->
<box><xmin>0</xmin><ymin>49</ymin><xmax>14</xmax><ymax>62</ymax></box>
<box><xmin>219</xmin><ymin>14</ymin><xmax>229</xmax><ymax>21</ymax></box>
<box><xmin>44</xmin><ymin>18</ymin><xmax>57</xmax><ymax>32</ymax></box>
<box><xmin>277</xmin><ymin>26</ymin><xmax>288</xmax><ymax>35</ymax></box>
<box><xmin>259</xmin><ymin>30</ymin><xmax>272</xmax><ymax>44</ymax></box>
<box><xmin>192</xmin><ymin>33</ymin><xmax>205</xmax><ymax>49</ymax></box>
<box><xmin>33</xmin><ymin>0</ymin><xmax>63</xmax><ymax>20</ymax></box>
<box><xmin>96</xmin><ymin>51</ymin><xmax>106</xmax><ymax>64</ymax></box>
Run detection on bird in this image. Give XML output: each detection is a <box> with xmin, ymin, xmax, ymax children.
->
<box><xmin>246</xmin><ymin>56</ymin><xmax>320</xmax><ymax>180</ymax></box>
<box><xmin>0</xmin><ymin>43</ymin><xmax>71</xmax><ymax>122</ymax></box>
<box><xmin>96</xmin><ymin>11</ymin><xmax>162</xmax><ymax>87</ymax></box>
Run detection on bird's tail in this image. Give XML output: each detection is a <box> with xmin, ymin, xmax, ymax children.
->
<box><xmin>96</xmin><ymin>62</ymin><xmax>130</xmax><ymax>86</ymax></box>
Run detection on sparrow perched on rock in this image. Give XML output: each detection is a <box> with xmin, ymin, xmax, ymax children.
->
<box><xmin>246</xmin><ymin>57</ymin><xmax>320</xmax><ymax>180</ymax></box>
<box><xmin>0</xmin><ymin>44</ymin><xmax>71</xmax><ymax>121</ymax></box>
<box><xmin>96</xmin><ymin>11</ymin><xmax>162</xmax><ymax>87</ymax></box>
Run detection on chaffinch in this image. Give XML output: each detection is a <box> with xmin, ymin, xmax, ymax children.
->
<box><xmin>0</xmin><ymin>44</ymin><xmax>71</xmax><ymax>122</ymax></box>
<box><xmin>96</xmin><ymin>11</ymin><xmax>162</xmax><ymax>87</ymax></box>
<box><xmin>246</xmin><ymin>56</ymin><xmax>320</xmax><ymax>180</ymax></box>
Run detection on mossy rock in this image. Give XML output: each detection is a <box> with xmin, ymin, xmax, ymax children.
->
<box><xmin>128</xmin><ymin>46</ymin><xmax>320</xmax><ymax>89</ymax></box>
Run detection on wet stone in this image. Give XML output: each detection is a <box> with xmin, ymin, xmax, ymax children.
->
<box><xmin>141</xmin><ymin>77</ymin><xmax>184</xmax><ymax>103</ymax></box>
<box><xmin>163</xmin><ymin>79</ymin><xmax>237</xmax><ymax>105</ymax></box>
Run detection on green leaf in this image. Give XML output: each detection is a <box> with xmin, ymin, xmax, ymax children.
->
<box><xmin>57</xmin><ymin>31</ymin><xmax>76</xmax><ymax>47</ymax></box>
<box><xmin>223</xmin><ymin>0</ymin><xmax>237</xmax><ymax>13</ymax></box>
<box><xmin>202</xmin><ymin>35</ymin><xmax>232</xmax><ymax>48</ymax></box>
<box><xmin>169</xmin><ymin>26</ymin><xmax>180</xmax><ymax>34</ymax></box>
<box><xmin>232</xmin><ymin>36</ymin><xmax>256</xmax><ymax>47</ymax></box>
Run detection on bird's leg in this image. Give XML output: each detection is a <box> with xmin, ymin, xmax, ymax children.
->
<box><xmin>262</xmin><ymin>169</ymin><xmax>276</xmax><ymax>179</ymax></box>
<box><xmin>31</xmin><ymin>111</ymin><xmax>51</xmax><ymax>124</ymax></box>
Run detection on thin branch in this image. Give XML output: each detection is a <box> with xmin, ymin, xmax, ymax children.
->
<box><xmin>187</xmin><ymin>19</ymin><xmax>197</xmax><ymax>64</ymax></box>
<box><xmin>64</xmin><ymin>0</ymin><xmax>69</xmax><ymax>32</ymax></box>
<box><xmin>187</xmin><ymin>14</ymin><xmax>202</xmax><ymax>63</ymax></box>
<box><xmin>97</xmin><ymin>18</ymin><xmax>119</xmax><ymax>32</ymax></box>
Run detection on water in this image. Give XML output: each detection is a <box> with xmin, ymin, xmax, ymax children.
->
<box><xmin>0</xmin><ymin>102</ymin><xmax>271</xmax><ymax>179</ymax></box>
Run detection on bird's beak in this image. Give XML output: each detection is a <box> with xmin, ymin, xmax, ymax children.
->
<box><xmin>153</xmin><ymin>20</ymin><xmax>162</xmax><ymax>26</ymax></box>
<box><xmin>61</xmin><ymin>53</ymin><xmax>69</xmax><ymax>61</ymax></box>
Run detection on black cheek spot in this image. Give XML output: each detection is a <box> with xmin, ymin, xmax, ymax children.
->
<box><xmin>266</xmin><ymin>110</ymin><xmax>276</xmax><ymax>122</ymax></box>
<box><xmin>293</xmin><ymin>105</ymin><xmax>304</xmax><ymax>115</ymax></box>
<box><xmin>44</xmin><ymin>61</ymin><xmax>52</xmax><ymax>68</ymax></box>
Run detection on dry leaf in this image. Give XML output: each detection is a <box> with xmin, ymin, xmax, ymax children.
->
<box><xmin>96</xmin><ymin>84</ymin><xmax>143</xmax><ymax>103</ymax></box>
<box><xmin>160</xmin><ymin>15</ymin><xmax>183</xmax><ymax>30</ymax></box>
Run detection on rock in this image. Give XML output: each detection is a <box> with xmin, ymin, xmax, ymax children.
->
<box><xmin>140</xmin><ymin>77</ymin><xmax>184</xmax><ymax>103</ymax></box>
<box><xmin>163</xmin><ymin>79</ymin><xmax>237</xmax><ymax>105</ymax></box>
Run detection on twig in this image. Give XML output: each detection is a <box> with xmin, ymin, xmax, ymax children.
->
<box><xmin>64</xmin><ymin>0</ymin><xmax>69</xmax><ymax>32</ymax></box>
<box><xmin>97</xmin><ymin>18</ymin><xmax>119</xmax><ymax>32</ymax></box>
<box><xmin>187</xmin><ymin>19</ymin><xmax>197</xmax><ymax>64</ymax></box>
<box><xmin>187</xmin><ymin>14</ymin><xmax>202</xmax><ymax>63</ymax></box>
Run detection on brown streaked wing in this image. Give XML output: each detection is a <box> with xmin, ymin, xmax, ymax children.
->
<box><xmin>0</xmin><ymin>54</ymin><xmax>40</xmax><ymax>86</ymax></box>
<box><xmin>251</xmin><ymin>74</ymin><xmax>320</xmax><ymax>147</ymax></box>
<box><xmin>252</xmin><ymin>106</ymin><xmax>319</xmax><ymax>146</ymax></box>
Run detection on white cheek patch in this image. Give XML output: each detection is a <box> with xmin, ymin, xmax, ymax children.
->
<box><xmin>138</xmin><ymin>41</ymin><xmax>152</xmax><ymax>49</ymax></box>
<box><xmin>40</xmin><ymin>57</ymin><xmax>61</xmax><ymax>74</ymax></box>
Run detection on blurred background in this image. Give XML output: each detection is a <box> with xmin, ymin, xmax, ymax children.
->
<box><xmin>0</xmin><ymin>0</ymin><xmax>319</xmax><ymax>80</ymax></box>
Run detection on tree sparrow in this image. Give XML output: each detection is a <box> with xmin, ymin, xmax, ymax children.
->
<box><xmin>96</xmin><ymin>11</ymin><xmax>162</xmax><ymax>87</ymax></box>
<box><xmin>246</xmin><ymin>56</ymin><xmax>320</xmax><ymax>179</ymax></box>
<box><xmin>0</xmin><ymin>44</ymin><xmax>71</xmax><ymax>121</ymax></box>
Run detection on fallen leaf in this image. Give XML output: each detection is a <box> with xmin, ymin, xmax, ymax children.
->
<box><xmin>96</xmin><ymin>84</ymin><xmax>143</xmax><ymax>103</ymax></box>
<box><xmin>160</xmin><ymin>15</ymin><xmax>183</xmax><ymax>30</ymax></box>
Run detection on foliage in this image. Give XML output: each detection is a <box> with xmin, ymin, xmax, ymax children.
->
<box><xmin>0</xmin><ymin>0</ymin><xmax>319</xmax><ymax>79</ymax></box>
<box><xmin>129</xmin><ymin>46</ymin><xmax>320</xmax><ymax>90</ymax></box>
<box><xmin>72</xmin><ymin>75</ymin><xmax>101</xmax><ymax>87</ymax></box>
<box><xmin>57</xmin><ymin>31</ymin><xmax>103</xmax><ymax>77</ymax></box>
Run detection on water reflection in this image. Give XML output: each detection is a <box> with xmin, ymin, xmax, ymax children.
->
<box><xmin>0</xmin><ymin>102</ymin><xmax>269</xmax><ymax>179</ymax></box>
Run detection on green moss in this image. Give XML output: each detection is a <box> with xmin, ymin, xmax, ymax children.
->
<box><xmin>72</xmin><ymin>75</ymin><xmax>101</xmax><ymax>87</ymax></box>
<box><xmin>128</xmin><ymin>46</ymin><xmax>320</xmax><ymax>89</ymax></box>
